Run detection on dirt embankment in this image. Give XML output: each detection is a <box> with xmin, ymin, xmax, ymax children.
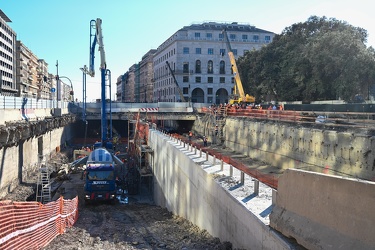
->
<box><xmin>3</xmin><ymin>168</ymin><xmax>233</xmax><ymax>250</ymax></box>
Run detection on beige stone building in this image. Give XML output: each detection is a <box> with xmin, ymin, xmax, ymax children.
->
<box><xmin>117</xmin><ymin>21</ymin><xmax>275</xmax><ymax>103</ymax></box>
<box><xmin>153</xmin><ymin>21</ymin><xmax>275</xmax><ymax>103</ymax></box>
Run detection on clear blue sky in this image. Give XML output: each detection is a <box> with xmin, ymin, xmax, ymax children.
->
<box><xmin>2</xmin><ymin>0</ymin><xmax>374</xmax><ymax>102</ymax></box>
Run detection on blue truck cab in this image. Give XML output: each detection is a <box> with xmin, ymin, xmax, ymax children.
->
<box><xmin>84</xmin><ymin>148</ymin><xmax>117</xmax><ymax>204</ymax></box>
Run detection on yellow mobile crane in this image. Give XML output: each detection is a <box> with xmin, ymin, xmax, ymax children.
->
<box><xmin>223</xmin><ymin>29</ymin><xmax>255</xmax><ymax>104</ymax></box>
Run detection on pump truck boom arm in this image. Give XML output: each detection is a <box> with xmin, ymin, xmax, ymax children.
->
<box><xmin>223</xmin><ymin>29</ymin><xmax>255</xmax><ymax>103</ymax></box>
<box><xmin>89</xmin><ymin>18</ymin><xmax>110</xmax><ymax>148</ymax></box>
<box><xmin>166</xmin><ymin>61</ymin><xmax>186</xmax><ymax>102</ymax></box>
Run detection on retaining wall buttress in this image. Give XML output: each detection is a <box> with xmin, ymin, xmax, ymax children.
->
<box><xmin>149</xmin><ymin>129</ymin><xmax>294</xmax><ymax>249</ymax></box>
<box><xmin>270</xmin><ymin>169</ymin><xmax>375</xmax><ymax>250</ymax></box>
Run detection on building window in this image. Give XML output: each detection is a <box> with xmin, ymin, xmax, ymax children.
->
<box><xmin>183</xmin><ymin>76</ymin><xmax>189</xmax><ymax>82</ymax></box>
<box><xmin>220</xmin><ymin>77</ymin><xmax>225</xmax><ymax>83</ymax></box>
<box><xmin>232</xmin><ymin>49</ymin><xmax>237</xmax><ymax>55</ymax></box>
<box><xmin>207</xmin><ymin>60</ymin><xmax>213</xmax><ymax>74</ymax></box>
<box><xmin>183</xmin><ymin>87</ymin><xmax>189</xmax><ymax>94</ymax></box>
<box><xmin>231</xmin><ymin>77</ymin><xmax>235</xmax><ymax>83</ymax></box>
<box><xmin>253</xmin><ymin>35</ymin><xmax>259</xmax><ymax>41</ymax></box>
<box><xmin>242</xmin><ymin>34</ymin><xmax>248</xmax><ymax>40</ymax></box>
<box><xmin>208</xmin><ymin>96</ymin><xmax>213</xmax><ymax>103</ymax></box>
<box><xmin>208</xmin><ymin>77</ymin><xmax>213</xmax><ymax>83</ymax></box>
<box><xmin>219</xmin><ymin>60</ymin><xmax>225</xmax><ymax>74</ymax></box>
<box><xmin>183</xmin><ymin>47</ymin><xmax>189</xmax><ymax>54</ymax></box>
<box><xmin>220</xmin><ymin>49</ymin><xmax>225</xmax><ymax>56</ymax></box>
<box><xmin>183</xmin><ymin>62</ymin><xmax>189</xmax><ymax>73</ymax></box>
<box><xmin>195</xmin><ymin>32</ymin><xmax>201</xmax><ymax>38</ymax></box>
<box><xmin>196</xmin><ymin>48</ymin><xmax>201</xmax><ymax>54</ymax></box>
<box><xmin>208</xmin><ymin>88</ymin><xmax>213</xmax><ymax>95</ymax></box>
<box><xmin>206</xmin><ymin>33</ymin><xmax>212</xmax><ymax>38</ymax></box>
<box><xmin>219</xmin><ymin>33</ymin><xmax>224</xmax><ymax>39</ymax></box>
<box><xmin>195</xmin><ymin>77</ymin><xmax>201</xmax><ymax>83</ymax></box>
<box><xmin>230</xmin><ymin>34</ymin><xmax>236</xmax><ymax>40</ymax></box>
<box><xmin>208</xmin><ymin>48</ymin><xmax>214</xmax><ymax>55</ymax></box>
<box><xmin>265</xmin><ymin>35</ymin><xmax>271</xmax><ymax>41</ymax></box>
<box><xmin>195</xmin><ymin>60</ymin><xmax>201</xmax><ymax>73</ymax></box>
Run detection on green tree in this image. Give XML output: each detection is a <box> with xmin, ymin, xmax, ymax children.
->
<box><xmin>237</xmin><ymin>16</ymin><xmax>375</xmax><ymax>102</ymax></box>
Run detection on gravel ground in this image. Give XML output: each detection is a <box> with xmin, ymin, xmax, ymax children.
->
<box><xmin>3</xmin><ymin>171</ymin><xmax>233</xmax><ymax>250</ymax></box>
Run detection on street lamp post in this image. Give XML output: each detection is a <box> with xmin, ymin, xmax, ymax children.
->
<box><xmin>80</xmin><ymin>66</ymin><xmax>89</xmax><ymax>147</ymax></box>
<box><xmin>80</xmin><ymin>65</ymin><xmax>89</xmax><ymax>120</ymax></box>
<box><xmin>59</xmin><ymin>76</ymin><xmax>74</xmax><ymax>103</ymax></box>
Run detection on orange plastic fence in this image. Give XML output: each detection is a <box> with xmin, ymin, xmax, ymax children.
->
<box><xmin>0</xmin><ymin>196</ymin><xmax>78</xmax><ymax>250</ymax></box>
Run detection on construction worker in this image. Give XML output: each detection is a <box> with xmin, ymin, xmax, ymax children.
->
<box><xmin>188</xmin><ymin>131</ymin><xmax>193</xmax><ymax>142</ymax></box>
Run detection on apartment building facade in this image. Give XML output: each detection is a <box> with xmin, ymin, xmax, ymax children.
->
<box><xmin>16</xmin><ymin>41</ymin><xmax>39</xmax><ymax>98</ymax></box>
<box><xmin>153</xmin><ymin>21</ymin><xmax>275</xmax><ymax>103</ymax></box>
<box><xmin>116</xmin><ymin>73</ymin><xmax>127</xmax><ymax>102</ymax></box>
<box><xmin>0</xmin><ymin>10</ymin><xmax>17</xmax><ymax>96</ymax></box>
<box><xmin>124</xmin><ymin>64</ymin><xmax>137</xmax><ymax>103</ymax></box>
<box><xmin>139</xmin><ymin>49</ymin><xmax>156</xmax><ymax>103</ymax></box>
<box><xmin>1</xmin><ymin>9</ymin><xmax>71</xmax><ymax>101</ymax></box>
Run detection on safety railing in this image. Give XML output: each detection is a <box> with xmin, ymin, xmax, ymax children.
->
<box><xmin>0</xmin><ymin>196</ymin><xmax>78</xmax><ymax>250</ymax></box>
<box><xmin>0</xmin><ymin>96</ymin><xmax>70</xmax><ymax>109</ymax></box>
<box><xmin>201</xmin><ymin>106</ymin><xmax>375</xmax><ymax>128</ymax></box>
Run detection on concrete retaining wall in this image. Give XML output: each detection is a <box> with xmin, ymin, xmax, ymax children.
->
<box><xmin>270</xmin><ymin>169</ymin><xmax>375</xmax><ymax>250</ymax></box>
<box><xmin>149</xmin><ymin>130</ymin><xmax>292</xmax><ymax>249</ymax></box>
<box><xmin>194</xmin><ymin>116</ymin><xmax>375</xmax><ymax>181</ymax></box>
<box><xmin>0</xmin><ymin>125</ymin><xmax>73</xmax><ymax>198</ymax></box>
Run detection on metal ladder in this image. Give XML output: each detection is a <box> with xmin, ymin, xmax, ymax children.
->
<box><xmin>36</xmin><ymin>166</ymin><xmax>51</xmax><ymax>204</ymax></box>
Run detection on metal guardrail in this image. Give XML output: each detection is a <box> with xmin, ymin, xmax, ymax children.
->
<box><xmin>0</xmin><ymin>96</ymin><xmax>69</xmax><ymax>109</ymax></box>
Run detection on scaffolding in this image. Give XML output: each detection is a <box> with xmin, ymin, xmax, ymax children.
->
<box><xmin>127</xmin><ymin>111</ymin><xmax>154</xmax><ymax>197</ymax></box>
<box><xmin>212</xmin><ymin>105</ymin><xmax>227</xmax><ymax>144</ymax></box>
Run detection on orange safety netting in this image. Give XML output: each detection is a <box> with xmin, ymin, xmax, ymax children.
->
<box><xmin>0</xmin><ymin>196</ymin><xmax>78</xmax><ymax>250</ymax></box>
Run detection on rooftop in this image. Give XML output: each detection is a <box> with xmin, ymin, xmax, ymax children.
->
<box><xmin>0</xmin><ymin>10</ymin><xmax>11</xmax><ymax>22</ymax></box>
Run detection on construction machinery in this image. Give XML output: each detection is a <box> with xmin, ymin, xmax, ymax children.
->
<box><xmin>88</xmin><ymin>18</ymin><xmax>113</xmax><ymax>149</ymax></box>
<box><xmin>166</xmin><ymin>61</ymin><xmax>187</xmax><ymax>102</ymax></box>
<box><xmin>83</xmin><ymin>147</ymin><xmax>124</xmax><ymax>204</ymax></box>
<box><xmin>222</xmin><ymin>29</ymin><xmax>255</xmax><ymax>104</ymax></box>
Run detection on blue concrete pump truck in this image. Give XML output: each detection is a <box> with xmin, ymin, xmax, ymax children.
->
<box><xmin>84</xmin><ymin>148</ymin><xmax>120</xmax><ymax>204</ymax></box>
<box><xmin>82</xmin><ymin>17</ymin><xmax>125</xmax><ymax>204</ymax></box>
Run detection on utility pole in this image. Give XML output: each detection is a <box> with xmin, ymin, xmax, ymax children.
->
<box><xmin>56</xmin><ymin>60</ymin><xmax>60</xmax><ymax>104</ymax></box>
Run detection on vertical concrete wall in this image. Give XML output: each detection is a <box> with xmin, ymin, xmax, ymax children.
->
<box><xmin>193</xmin><ymin>117</ymin><xmax>375</xmax><ymax>181</ymax></box>
<box><xmin>270</xmin><ymin>169</ymin><xmax>375</xmax><ymax>250</ymax></box>
<box><xmin>0</xmin><ymin>125</ymin><xmax>73</xmax><ymax>198</ymax></box>
<box><xmin>149</xmin><ymin>130</ymin><xmax>292</xmax><ymax>249</ymax></box>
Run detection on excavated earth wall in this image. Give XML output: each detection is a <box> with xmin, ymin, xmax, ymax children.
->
<box><xmin>0</xmin><ymin>115</ymin><xmax>75</xmax><ymax>198</ymax></box>
<box><xmin>193</xmin><ymin>114</ymin><xmax>375</xmax><ymax>249</ymax></box>
<box><xmin>193</xmin><ymin>115</ymin><xmax>375</xmax><ymax>181</ymax></box>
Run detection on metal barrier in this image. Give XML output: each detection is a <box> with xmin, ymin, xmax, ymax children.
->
<box><xmin>0</xmin><ymin>96</ymin><xmax>69</xmax><ymax>109</ymax></box>
<box><xmin>0</xmin><ymin>196</ymin><xmax>78</xmax><ymax>249</ymax></box>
